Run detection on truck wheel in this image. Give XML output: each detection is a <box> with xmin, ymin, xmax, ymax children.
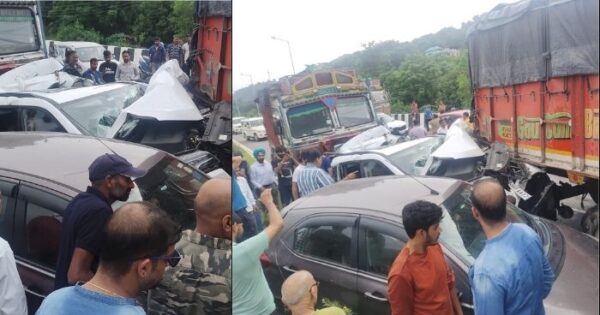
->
<box><xmin>581</xmin><ymin>207</ymin><xmax>599</xmax><ymax>238</ymax></box>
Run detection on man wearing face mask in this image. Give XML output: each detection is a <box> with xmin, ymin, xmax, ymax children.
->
<box><xmin>54</xmin><ymin>153</ymin><xmax>146</xmax><ymax>290</ymax></box>
<box><xmin>38</xmin><ymin>202</ymin><xmax>180</xmax><ymax>314</ymax></box>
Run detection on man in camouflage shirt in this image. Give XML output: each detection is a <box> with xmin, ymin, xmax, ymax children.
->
<box><xmin>143</xmin><ymin>178</ymin><xmax>232</xmax><ymax>314</ymax></box>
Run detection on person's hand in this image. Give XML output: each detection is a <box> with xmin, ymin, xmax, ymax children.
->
<box><xmin>260</xmin><ymin>188</ymin><xmax>274</xmax><ymax>205</ymax></box>
<box><xmin>344</xmin><ymin>171</ymin><xmax>358</xmax><ymax>180</ymax></box>
<box><xmin>233</xmin><ymin>156</ymin><xmax>242</xmax><ymax>169</ymax></box>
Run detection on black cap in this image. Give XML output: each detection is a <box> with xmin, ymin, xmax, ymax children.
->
<box><xmin>232</xmin><ymin>212</ymin><xmax>243</xmax><ymax>224</ymax></box>
<box><xmin>88</xmin><ymin>153</ymin><xmax>146</xmax><ymax>181</ymax></box>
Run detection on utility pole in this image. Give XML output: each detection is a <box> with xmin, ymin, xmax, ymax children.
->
<box><xmin>271</xmin><ymin>36</ymin><xmax>296</xmax><ymax>74</ymax></box>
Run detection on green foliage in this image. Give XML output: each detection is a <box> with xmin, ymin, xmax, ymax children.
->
<box><xmin>43</xmin><ymin>1</ymin><xmax>188</xmax><ymax>48</ymax></box>
<box><xmin>55</xmin><ymin>20</ymin><xmax>102</xmax><ymax>43</ymax></box>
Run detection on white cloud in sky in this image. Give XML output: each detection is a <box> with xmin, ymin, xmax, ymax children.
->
<box><xmin>233</xmin><ymin>0</ymin><xmax>520</xmax><ymax>91</ymax></box>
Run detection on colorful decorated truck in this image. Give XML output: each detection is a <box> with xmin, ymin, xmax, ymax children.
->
<box><xmin>257</xmin><ymin>69</ymin><xmax>379</xmax><ymax>156</ymax></box>
<box><xmin>469</xmin><ymin>0</ymin><xmax>598</xmax><ymax>228</ymax></box>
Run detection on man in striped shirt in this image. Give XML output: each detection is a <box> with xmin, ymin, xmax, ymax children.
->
<box><xmin>296</xmin><ymin>150</ymin><xmax>357</xmax><ymax>197</ymax></box>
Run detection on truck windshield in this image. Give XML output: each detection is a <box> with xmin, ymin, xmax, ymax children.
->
<box><xmin>0</xmin><ymin>7</ymin><xmax>40</xmax><ymax>55</ymax></box>
<box><xmin>287</xmin><ymin>102</ymin><xmax>333</xmax><ymax>138</ymax></box>
<box><xmin>336</xmin><ymin>96</ymin><xmax>373</xmax><ymax>127</ymax></box>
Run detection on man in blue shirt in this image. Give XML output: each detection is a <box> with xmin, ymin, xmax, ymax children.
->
<box><xmin>148</xmin><ymin>37</ymin><xmax>167</xmax><ymax>73</ymax></box>
<box><xmin>82</xmin><ymin>58</ymin><xmax>104</xmax><ymax>85</ymax></box>
<box><xmin>469</xmin><ymin>178</ymin><xmax>555</xmax><ymax>315</ymax></box>
<box><xmin>38</xmin><ymin>202</ymin><xmax>180</xmax><ymax>315</ymax></box>
<box><xmin>297</xmin><ymin>150</ymin><xmax>356</xmax><ymax>197</ymax></box>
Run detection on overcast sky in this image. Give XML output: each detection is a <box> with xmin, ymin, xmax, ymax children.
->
<box><xmin>233</xmin><ymin>0</ymin><xmax>520</xmax><ymax>92</ymax></box>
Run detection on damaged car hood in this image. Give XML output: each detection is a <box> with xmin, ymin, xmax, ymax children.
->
<box><xmin>106</xmin><ymin>60</ymin><xmax>203</xmax><ymax>137</ymax></box>
<box><xmin>337</xmin><ymin>125</ymin><xmax>402</xmax><ymax>153</ymax></box>
<box><xmin>431</xmin><ymin>120</ymin><xmax>484</xmax><ymax>159</ymax></box>
<box><xmin>0</xmin><ymin>58</ymin><xmax>90</xmax><ymax>92</ymax></box>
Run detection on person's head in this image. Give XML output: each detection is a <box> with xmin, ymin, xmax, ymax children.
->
<box><xmin>433</xmin><ymin>113</ymin><xmax>439</xmax><ymax>119</ymax></box>
<box><xmin>275</xmin><ymin>146</ymin><xmax>289</xmax><ymax>159</ymax></box>
<box><xmin>173</xmin><ymin>36</ymin><xmax>179</xmax><ymax>44</ymax></box>
<box><xmin>98</xmin><ymin>202</ymin><xmax>180</xmax><ymax>291</ymax></box>
<box><xmin>122</xmin><ymin>51</ymin><xmax>130</xmax><ymax>63</ymax></box>
<box><xmin>65</xmin><ymin>50</ymin><xmax>78</xmax><ymax>65</ymax></box>
<box><xmin>402</xmin><ymin>200</ymin><xmax>443</xmax><ymax>245</ymax></box>
<box><xmin>88</xmin><ymin>153</ymin><xmax>146</xmax><ymax>202</ymax></box>
<box><xmin>281</xmin><ymin>270</ymin><xmax>319</xmax><ymax>311</ymax></box>
<box><xmin>154</xmin><ymin>37</ymin><xmax>160</xmax><ymax>46</ymax></box>
<box><xmin>253</xmin><ymin>148</ymin><xmax>266</xmax><ymax>163</ymax></box>
<box><xmin>470</xmin><ymin>178</ymin><xmax>507</xmax><ymax>224</ymax></box>
<box><xmin>302</xmin><ymin>150</ymin><xmax>321</xmax><ymax>166</ymax></box>
<box><xmin>463</xmin><ymin>112</ymin><xmax>470</xmax><ymax>119</ymax></box>
<box><xmin>89</xmin><ymin>58</ymin><xmax>98</xmax><ymax>71</ymax></box>
<box><xmin>231</xmin><ymin>212</ymin><xmax>244</xmax><ymax>242</ymax></box>
<box><xmin>194</xmin><ymin>178</ymin><xmax>233</xmax><ymax>239</ymax></box>
<box><xmin>103</xmin><ymin>50</ymin><xmax>112</xmax><ymax>62</ymax></box>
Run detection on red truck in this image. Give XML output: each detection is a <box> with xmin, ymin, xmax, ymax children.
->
<box><xmin>469</xmin><ymin>0</ymin><xmax>598</xmax><ymax>232</ymax></box>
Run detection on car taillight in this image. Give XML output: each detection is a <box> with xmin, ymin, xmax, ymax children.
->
<box><xmin>260</xmin><ymin>252</ymin><xmax>271</xmax><ymax>268</ymax></box>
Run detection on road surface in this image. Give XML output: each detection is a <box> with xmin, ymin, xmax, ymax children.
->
<box><xmin>233</xmin><ymin>134</ymin><xmax>271</xmax><ymax>159</ymax></box>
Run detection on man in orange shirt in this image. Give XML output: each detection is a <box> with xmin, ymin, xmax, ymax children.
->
<box><xmin>387</xmin><ymin>201</ymin><xmax>463</xmax><ymax>315</ymax></box>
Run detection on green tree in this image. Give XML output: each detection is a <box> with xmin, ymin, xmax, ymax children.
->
<box><xmin>55</xmin><ymin>20</ymin><xmax>102</xmax><ymax>43</ymax></box>
<box><xmin>170</xmin><ymin>1</ymin><xmax>194</xmax><ymax>38</ymax></box>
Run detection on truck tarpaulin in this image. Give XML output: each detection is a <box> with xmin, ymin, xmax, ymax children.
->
<box><xmin>468</xmin><ymin>0</ymin><xmax>599</xmax><ymax>88</ymax></box>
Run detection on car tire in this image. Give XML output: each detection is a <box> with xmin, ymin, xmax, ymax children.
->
<box><xmin>581</xmin><ymin>207</ymin><xmax>599</xmax><ymax>238</ymax></box>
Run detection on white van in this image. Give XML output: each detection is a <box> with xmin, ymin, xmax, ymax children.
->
<box><xmin>241</xmin><ymin>117</ymin><xmax>266</xmax><ymax>141</ymax></box>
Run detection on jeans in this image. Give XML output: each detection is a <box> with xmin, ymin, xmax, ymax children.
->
<box><xmin>278</xmin><ymin>183</ymin><xmax>293</xmax><ymax>207</ymax></box>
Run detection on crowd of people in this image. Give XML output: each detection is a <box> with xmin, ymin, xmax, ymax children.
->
<box><xmin>406</xmin><ymin>101</ymin><xmax>474</xmax><ymax>140</ymax></box>
<box><xmin>60</xmin><ymin>35</ymin><xmax>190</xmax><ymax>85</ymax></box>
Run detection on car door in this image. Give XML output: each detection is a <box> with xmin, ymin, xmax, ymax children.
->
<box><xmin>0</xmin><ymin>177</ymin><xmax>18</xmax><ymax>243</ymax></box>
<box><xmin>356</xmin><ymin>216</ymin><xmax>407</xmax><ymax>315</ymax></box>
<box><xmin>13</xmin><ymin>183</ymin><xmax>70</xmax><ymax>313</ymax></box>
<box><xmin>274</xmin><ymin>213</ymin><xmax>359</xmax><ymax>312</ymax></box>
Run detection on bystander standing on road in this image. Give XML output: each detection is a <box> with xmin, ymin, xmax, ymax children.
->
<box><xmin>234</xmin><ymin>156</ymin><xmax>258</xmax><ymax>241</ymax></box>
<box><xmin>438</xmin><ymin>101</ymin><xmax>447</xmax><ymax>114</ymax></box>
<box><xmin>424</xmin><ymin>106</ymin><xmax>433</xmax><ymax>132</ymax></box>
<box><xmin>232</xmin><ymin>189</ymin><xmax>283</xmax><ymax>315</ymax></box>
<box><xmin>297</xmin><ymin>150</ymin><xmax>356</xmax><ymax>197</ymax></box>
<box><xmin>234</xmin><ymin>150</ymin><xmax>258</xmax><ymax>198</ymax></box>
<box><xmin>38</xmin><ymin>202</ymin><xmax>179</xmax><ymax>315</ymax></box>
<box><xmin>429</xmin><ymin>114</ymin><xmax>440</xmax><ymax>135</ymax></box>
<box><xmin>408</xmin><ymin>119</ymin><xmax>427</xmax><ymax>139</ymax></box>
<box><xmin>281</xmin><ymin>270</ymin><xmax>346</xmax><ymax>315</ymax></box>
<box><xmin>469</xmin><ymin>178</ymin><xmax>555</xmax><ymax>315</ymax></box>
<box><xmin>237</xmin><ymin>168</ymin><xmax>264</xmax><ymax>232</ymax></box>
<box><xmin>54</xmin><ymin>154</ymin><xmax>145</xmax><ymax>290</ymax></box>
<box><xmin>437</xmin><ymin>119</ymin><xmax>449</xmax><ymax>135</ymax></box>
<box><xmin>271</xmin><ymin>146</ymin><xmax>296</xmax><ymax>207</ymax></box>
<box><xmin>99</xmin><ymin>50</ymin><xmax>117</xmax><ymax>83</ymax></box>
<box><xmin>167</xmin><ymin>36</ymin><xmax>185</xmax><ymax>68</ymax></box>
<box><xmin>145</xmin><ymin>179</ymin><xmax>232</xmax><ymax>314</ymax></box>
<box><xmin>388</xmin><ymin>200</ymin><xmax>463</xmax><ymax>315</ymax></box>
<box><xmin>148</xmin><ymin>37</ymin><xmax>167</xmax><ymax>74</ymax></box>
<box><xmin>82</xmin><ymin>58</ymin><xmax>104</xmax><ymax>85</ymax></box>
<box><xmin>115</xmin><ymin>51</ymin><xmax>140</xmax><ymax>82</ymax></box>
<box><xmin>62</xmin><ymin>50</ymin><xmax>83</xmax><ymax>77</ymax></box>
<box><xmin>291</xmin><ymin>152</ymin><xmax>305</xmax><ymax>200</ymax></box>
<box><xmin>250</xmin><ymin>148</ymin><xmax>281</xmax><ymax>208</ymax></box>
<box><xmin>462</xmin><ymin>112</ymin><xmax>474</xmax><ymax>131</ymax></box>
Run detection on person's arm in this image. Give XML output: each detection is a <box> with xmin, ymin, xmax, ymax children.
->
<box><xmin>115</xmin><ymin>65</ymin><xmax>121</xmax><ymax>81</ymax></box>
<box><xmin>67</xmin><ymin>248</ymin><xmax>95</xmax><ymax>284</ymax></box>
<box><xmin>260</xmin><ymin>188</ymin><xmax>283</xmax><ymax>241</ymax></box>
<box><xmin>292</xmin><ymin>181</ymin><xmax>299</xmax><ymax>200</ymax></box>
<box><xmin>388</xmin><ymin>274</ymin><xmax>414</xmax><ymax>315</ymax></box>
<box><xmin>133</xmin><ymin>65</ymin><xmax>140</xmax><ymax>80</ymax></box>
<box><xmin>450</xmin><ymin>287</ymin><xmax>463</xmax><ymax>315</ymax></box>
<box><xmin>470</xmin><ymin>273</ymin><xmax>505</xmax><ymax>315</ymax></box>
<box><xmin>342</xmin><ymin>171</ymin><xmax>358</xmax><ymax>181</ymax></box>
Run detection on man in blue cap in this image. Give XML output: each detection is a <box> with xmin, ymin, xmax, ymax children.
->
<box><xmin>250</xmin><ymin>147</ymin><xmax>281</xmax><ymax>208</ymax></box>
<box><xmin>55</xmin><ymin>153</ymin><xmax>146</xmax><ymax>290</ymax></box>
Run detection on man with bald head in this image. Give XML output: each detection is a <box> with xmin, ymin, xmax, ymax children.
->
<box><xmin>38</xmin><ymin>202</ymin><xmax>180</xmax><ymax>314</ymax></box>
<box><xmin>281</xmin><ymin>270</ymin><xmax>346</xmax><ymax>315</ymax></box>
<box><xmin>145</xmin><ymin>178</ymin><xmax>232</xmax><ymax>314</ymax></box>
<box><xmin>469</xmin><ymin>178</ymin><xmax>554</xmax><ymax>315</ymax></box>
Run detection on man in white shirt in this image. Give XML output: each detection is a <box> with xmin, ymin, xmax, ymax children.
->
<box><xmin>115</xmin><ymin>51</ymin><xmax>140</xmax><ymax>82</ymax></box>
<box><xmin>0</xmin><ymin>193</ymin><xmax>28</xmax><ymax>315</ymax></box>
<box><xmin>291</xmin><ymin>153</ymin><xmax>305</xmax><ymax>200</ymax></box>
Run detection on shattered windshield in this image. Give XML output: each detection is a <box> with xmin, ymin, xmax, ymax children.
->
<box><xmin>0</xmin><ymin>7</ymin><xmax>40</xmax><ymax>55</ymax></box>
<box><xmin>386</xmin><ymin>137</ymin><xmax>444</xmax><ymax>175</ymax></box>
<box><xmin>287</xmin><ymin>102</ymin><xmax>333</xmax><ymax>138</ymax></box>
<box><xmin>337</xmin><ymin>96</ymin><xmax>373</xmax><ymax>127</ymax></box>
<box><xmin>440</xmin><ymin>184</ymin><xmax>535</xmax><ymax>266</ymax></box>
<box><xmin>57</xmin><ymin>84</ymin><xmax>146</xmax><ymax>137</ymax></box>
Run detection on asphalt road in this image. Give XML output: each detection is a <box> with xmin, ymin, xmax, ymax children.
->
<box><xmin>233</xmin><ymin>133</ymin><xmax>271</xmax><ymax>159</ymax></box>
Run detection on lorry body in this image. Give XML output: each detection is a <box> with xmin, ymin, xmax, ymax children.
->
<box><xmin>0</xmin><ymin>0</ymin><xmax>46</xmax><ymax>75</ymax></box>
<box><xmin>257</xmin><ymin>69</ymin><xmax>379</xmax><ymax>156</ymax></box>
<box><xmin>469</xmin><ymin>0</ymin><xmax>598</xmax><ymax>228</ymax></box>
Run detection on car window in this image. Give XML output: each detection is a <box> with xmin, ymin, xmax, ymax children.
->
<box><xmin>362</xmin><ymin>160</ymin><xmax>393</xmax><ymax>177</ymax></box>
<box><xmin>0</xmin><ymin>108</ymin><xmax>19</xmax><ymax>131</ymax></box>
<box><xmin>21</xmin><ymin>108</ymin><xmax>66</xmax><ymax>132</ymax></box>
<box><xmin>338</xmin><ymin>161</ymin><xmax>361</xmax><ymax>180</ymax></box>
<box><xmin>293</xmin><ymin>222</ymin><xmax>354</xmax><ymax>266</ymax></box>
<box><xmin>23</xmin><ymin>202</ymin><xmax>62</xmax><ymax>269</ymax></box>
<box><xmin>0</xmin><ymin>181</ymin><xmax>17</xmax><ymax>241</ymax></box>
<box><xmin>363</xmin><ymin>228</ymin><xmax>404</xmax><ymax>276</ymax></box>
